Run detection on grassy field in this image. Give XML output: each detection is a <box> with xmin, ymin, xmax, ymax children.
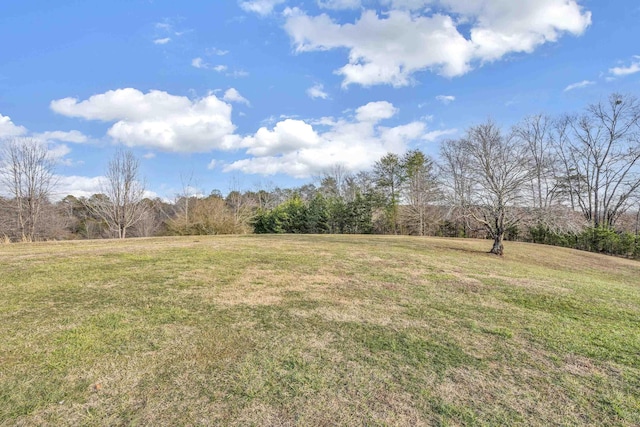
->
<box><xmin>0</xmin><ymin>235</ymin><xmax>639</xmax><ymax>426</ymax></box>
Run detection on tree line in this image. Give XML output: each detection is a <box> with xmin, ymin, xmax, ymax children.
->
<box><xmin>1</xmin><ymin>93</ymin><xmax>639</xmax><ymax>256</ymax></box>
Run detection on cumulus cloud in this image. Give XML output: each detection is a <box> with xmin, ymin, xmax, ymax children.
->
<box><xmin>50</xmin><ymin>88</ymin><xmax>240</xmax><ymax>153</ymax></box>
<box><xmin>435</xmin><ymin>95</ymin><xmax>455</xmax><ymax>104</ymax></box>
<box><xmin>0</xmin><ymin>113</ymin><xmax>27</xmax><ymax>138</ymax></box>
<box><xmin>0</xmin><ymin>116</ymin><xmax>80</xmax><ymax>167</ymax></box>
<box><xmin>53</xmin><ymin>175</ymin><xmax>158</xmax><ymax>201</ymax></box>
<box><xmin>224</xmin><ymin>100</ymin><xmax>450</xmax><ymax>178</ymax></box>
<box><xmin>153</xmin><ymin>37</ymin><xmax>171</xmax><ymax>45</ymax></box>
<box><xmin>223</xmin><ymin>88</ymin><xmax>251</xmax><ymax>105</ymax></box>
<box><xmin>563</xmin><ymin>80</ymin><xmax>594</xmax><ymax>92</ymax></box>
<box><xmin>284</xmin><ymin>0</ymin><xmax>591</xmax><ymax>87</ymax></box>
<box><xmin>306</xmin><ymin>83</ymin><xmax>330</xmax><ymax>99</ymax></box>
<box><xmin>240</xmin><ymin>119</ymin><xmax>321</xmax><ymax>156</ymax></box>
<box><xmin>355</xmin><ymin>101</ymin><xmax>398</xmax><ymax>122</ymax></box>
<box><xmin>47</xmin><ymin>144</ymin><xmax>73</xmax><ymax>162</ymax></box>
<box><xmin>47</xmin><ymin>89</ymin><xmax>454</xmax><ymax>179</ymax></box>
<box><xmin>53</xmin><ymin>175</ymin><xmax>107</xmax><ymax>199</ymax></box>
<box><xmin>318</xmin><ymin>0</ymin><xmax>362</xmax><ymax>9</ymax></box>
<box><xmin>34</xmin><ymin>130</ymin><xmax>88</xmax><ymax>143</ymax></box>
<box><xmin>192</xmin><ymin>57</ymin><xmax>206</xmax><ymax>69</ymax></box>
<box><xmin>609</xmin><ymin>57</ymin><xmax>640</xmax><ymax>77</ymax></box>
<box><xmin>239</xmin><ymin>0</ymin><xmax>285</xmax><ymax>15</ymax></box>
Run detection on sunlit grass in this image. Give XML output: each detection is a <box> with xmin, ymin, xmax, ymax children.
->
<box><xmin>1</xmin><ymin>235</ymin><xmax>639</xmax><ymax>425</ymax></box>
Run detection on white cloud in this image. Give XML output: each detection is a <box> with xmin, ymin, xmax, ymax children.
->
<box><xmin>47</xmin><ymin>144</ymin><xmax>73</xmax><ymax>162</ymax></box>
<box><xmin>143</xmin><ymin>152</ymin><xmax>156</xmax><ymax>159</ymax></box>
<box><xmin>181</xmin><ymin>185</ymin><xmax>204</xmax><ymax>198</ymax></box>
<box><xmin>225</xmin><ymin>101</ymin><xmax>433</xmax><ymax>178</ymax></box>
<box><xmin>192</xmin><ymin>57</ymin><xmax>206</xmax><ymax>69</ymax></box>
<box><xmin>34</xmin><ymin>130</ymin><xmax>88</xmax><ymax>143</ymax></box>
<box><xmin>239</xmin><ymin>0</ymin><xmax>285</xmax><ymax>15</ymax></box>
<box><xmin>609</xmin><ymin>57</ymin><xmax>640</xmax><ymax>77</ymax></box>
<box><xmin>223</xmin><ymin>88</ymin><xmax>250</xmax><ymax>105</ymax></box>
<box><xmin>306</xmin><ymin>83</ymin><xmax>330</xmax><ymax>99</ymax></box>
<box><xmin>54</xmin><ymin>175</ymin><xmax>107</xmax><ymax>199</ymax></box>
<box><xmin>143</xmin><ymin>190</ymin><xmax>160</xmax><ymax>199</ymax></box>
<box><xmin>355</xmin><ymin>101</ymin><xmax>398</xmax><ymax>122</ymax></box>
<box><xmin>563</xmin><ymin>80</ymin><xmax>595</xmax><ymax>92</ymax></box>
<box><xmin>193</xmin><ymin>59</ymin><xmax>245</xmax><ymax>77</ymax></box>
<box><xmin>0</xmin><ymin>117</ymin><xmax>79</xmax><ymax>167</ymax></box>
<box><xmin>53</xmin><ymin>175</ymin><xmax>158</xmax><ymax>201</ymax></box>
<box><xmin>206</xmin><ymin>47</ymin><xmax>229</xmax><ymax>56</ymax></box>
<box><xmin>380</xmin><ymin>0</ymin><xmax>430</xmax><ymax>10</ymax></box>
<box><xmin>154</xmin><ymin>20</ymin><xmax>189</xmax><ymax>37</ymax></box>
<box><xmin>318</xmin><ymin>0</ymin><xmax>362</xmax><ymax>10</ymax></box>
<box><xmin>284</xmin><ymin>1</ymin><xmax>591</xmax><ymax>87</ymax></box>
<box><xmin>50</xmin><ymin>88</ymin><xmax>240</xmax><ymax>153</ymax></box>
<box><xmin>0</xmin><ymin>113</ymin><xmax>27</xmax><ymax>138</ymax></box>
<box><xmin>207</xmin><ymin>159</ymin><xmax>218</xmax><ymax>170</ymax></box>
<box><xmin>241</xmin><ymin>119</ymin><xmax>321</xmax><ymax>156</ymax></box>
<box><xmin>435</xmin><ymin>95</ymin><xmax>455</xmax><ymax>104</ymax></box>
<box><xmin>229</xmin><ymin>69</ymin><xmax>249</xmax><ymax>78</ymax></box>
<box><xmin>154</xmin><ymin>37</ymin><xmax>171</xmax><ymax>45</ymax></box>
<box><xmin>423</xmin><ymin>128</ymin><xmax>457</xmax><ymax>141</ymax></box>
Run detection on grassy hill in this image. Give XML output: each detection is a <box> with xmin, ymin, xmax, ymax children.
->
<box><xmin>1</xmin><ymin>235</ymin><xmax>639</xmax><ymax>426</ymax></box>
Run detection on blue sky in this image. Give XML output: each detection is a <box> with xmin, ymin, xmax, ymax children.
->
<box><xmin>1</xmin><ymin>0</ymin><xmax>639</xmax><ymax>200</ymax></box>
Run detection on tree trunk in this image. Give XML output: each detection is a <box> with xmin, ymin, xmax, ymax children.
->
<box><xmin>490</xmin><ymin>233</ymin><xmax>504</xmax><ymax>256</ymax></box>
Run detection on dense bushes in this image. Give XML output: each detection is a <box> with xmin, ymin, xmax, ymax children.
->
<box><xmin>528</xmin><ymin>225</ymin><xmax>640</xmax><ymax>258</ymax></box>
<box><xmin>253</xmin><ymin>193</ymin><xmax>376</xmax><ymax>234</ymax></box>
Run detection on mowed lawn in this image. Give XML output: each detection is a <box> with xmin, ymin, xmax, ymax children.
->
<box><xmin>1</xmin><ymin>235</ymin><xmax>639</xmax><ymax>426</ymax></box>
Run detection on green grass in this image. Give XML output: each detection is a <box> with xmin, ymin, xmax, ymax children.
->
<box><xmin>1</xmin><ymin>235</ymin><xmax>639</xmax><ymax>426</ymax></box>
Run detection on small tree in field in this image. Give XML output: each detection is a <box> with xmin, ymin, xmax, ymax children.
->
<box><xmin>86</xmin><ymin>149</ymin><xmax>147</xmax><ymax>239</ymax></box>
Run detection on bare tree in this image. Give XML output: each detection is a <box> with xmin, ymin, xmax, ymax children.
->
<box><xmin>0</xmin><ymin>138</ymin><xmax>57</xmax><ymax>241</ymax></box>
<box><xmin>440</xmin><ymin>138</ymin><xmax>475</xmax><ymax>237</ymax></box>
<box><xmin>511</xmin><ymin>115</ymin><xmax>588</xmax><ymax>235</ymax></box>
<box><xmin>513</xmin><ymin>115</ymin><xmax>560</xmax><ymax>210</ymax></box>
<box><xmin>225</xmin><ymin>175</ymin><xmax>257</xmax><ymax>234</ymax></box>
<box><xmin>251</xmin><ymin>180</ymin><xmax>279</xmax><ymax>210</ymax></box>
<box><xmin>170</xmin><ymin>171</ymin><xmax>201</xmax><ymax>233</ymax></box>
<box><xmin>442</xmin><ymin>121</ymin><xmax>532</xmax><ymax>255</ymax></box>
<box><xmin>130</xmin><ymin>199</ymin><xmax>163</xmax><ymax>237</ymax></box>
<box><xmin>555</xmin><ymin>93</ymin><xmax>640</xmax><ymax>229</ymax></box>
<box><xmin>86</xmin><ymin>149</ymin><xmax>147</xmax><ymax>239</ymax></box>
<box><xmin>317</xmin><ymin>164</ymin><xmax>354</xmax><ymax>201</ymax></box>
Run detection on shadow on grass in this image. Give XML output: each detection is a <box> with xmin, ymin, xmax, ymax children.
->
<box><xmin>439</xmin><ymin>244</ymin><xmax>492</xmax><ymax>256</ymax></box>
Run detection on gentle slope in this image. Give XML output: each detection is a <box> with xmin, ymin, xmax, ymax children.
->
<box><xmin>1</xmin><ymin>235</ymin><xmax>639</xmax><ymax>426</ymax></box>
